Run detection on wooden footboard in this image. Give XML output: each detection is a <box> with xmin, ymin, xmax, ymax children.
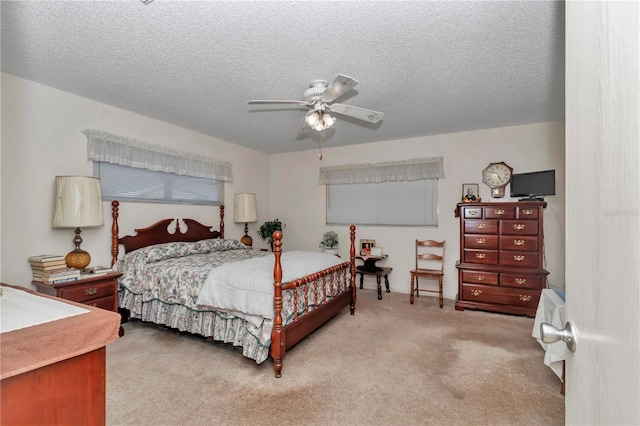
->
<box><xmin>271</xmin><ymin>225</ymin><xmax>357</xmax><ymax>378</ymax></box>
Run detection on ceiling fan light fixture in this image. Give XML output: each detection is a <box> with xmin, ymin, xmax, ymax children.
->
<box><xmin>305</xmin><ymin>110</ymin><xmax>336</xmax><ymax>132</ymax></box>
<box><xmin>323</xmin><ymin>112</ymin><xmax>336</xmax><ymax>128</ymax></box>
<box><xmin>305</xmin><ymin>110</ymin><xmax>321</xmax><ymax>127</ymax></box>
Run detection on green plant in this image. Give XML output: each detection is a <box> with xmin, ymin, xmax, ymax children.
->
<box><xmin>320</xmin><ymin>231</ymin><xmax>339</xmax><ymax>249</ymax></box>
<box><xmin>258</xmin><ymin>219</ymin><xmax>285</xmax><ymax>247</ymax></box>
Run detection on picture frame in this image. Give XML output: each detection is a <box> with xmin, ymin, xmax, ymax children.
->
<box><xmin>370</xmin><ymin>246</ymin><xmax>383</xmax><ymax>256</ymax></box>
<box><xmin>359</xmin><ymin>239</ymin><xmax>375</xmax><ymax>254</ymax></box>
<box><xmin>462</xmin><ymin>183</ymin><xmax>480</xmax><ymax>203</ymax></box>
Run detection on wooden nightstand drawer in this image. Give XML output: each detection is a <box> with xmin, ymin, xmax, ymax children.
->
<box><xmin>82</xmin><ymin>294</ymin><xmax>116</xmax><ymax>310</ymax></box>
<box><xmin>60</xmin><ymin>281</ymin><xmax>115</xmax><ymax>303</ymax></box>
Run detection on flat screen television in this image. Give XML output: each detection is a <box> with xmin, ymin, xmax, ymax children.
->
<box><xmin>510</xmin><ymin>169</ymin><xmax>556</xmax><ymax>201</ymax></box>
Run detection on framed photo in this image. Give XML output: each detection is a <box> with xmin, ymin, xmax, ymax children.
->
<box><xmin>462</xmin><ymin>183</ymin><xmax>480</xmax><ymax>203</ymax></box>
<box><xmin>370</xmin><ymin>246</ymin><xmax>383</xmax><ymax>256</ymax></box>
<box><xmin>359</xmin><ymin>239</ymin><xmax>375</xmax><ymax>254</ymax></box>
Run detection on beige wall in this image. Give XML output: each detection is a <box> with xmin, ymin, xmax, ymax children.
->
<box><xmin>0</xmin><ymin>73</ymin><xmax>270</xmax><ymax>286</ymax></box>
<box><xmin>270</xmin><ymin>121</ymin><xmax>566</xmax><ymax>300</ymax></box>
<box><xmin>1</xmin><ymin>72</ymin><xmax>565</xmax><ymax>304</ymax></box>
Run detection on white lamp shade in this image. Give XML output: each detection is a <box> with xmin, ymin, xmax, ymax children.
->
<box><xmin>234</xmin><ymin>193</ymin><xmax>257</xmax><ymax>223</ymax></box>
<box><xmin>53</xmin><ymin>176</ymin><xmax>104</xmax><ymax>228</ymax></box>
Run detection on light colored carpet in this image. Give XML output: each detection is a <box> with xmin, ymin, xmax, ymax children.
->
<box><xmin>106</xmin><ymin>289</ymin><xmax>564</xmax><ymax>426</ymax></box>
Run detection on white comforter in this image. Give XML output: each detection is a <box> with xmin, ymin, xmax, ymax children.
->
<box><xmin>196</xmin><ymin>250</ymin><xmax>344</xmax><ymax>327</ymax></box>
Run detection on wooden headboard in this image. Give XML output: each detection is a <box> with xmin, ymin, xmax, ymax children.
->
<box><xmin>110</xmin><ymin>200</ymin><xmax>225</xmax><ymax>266</ymax></box>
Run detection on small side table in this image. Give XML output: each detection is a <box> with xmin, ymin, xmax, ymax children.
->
<box><xmin>33</xmin><ymin>271</ymin><xmax>124</xmax><ymax>336</ymax></box>
<box><xmin>356</xmin><ymin>255</ymin><xmax>392</xmax><ymax>300</ymax></box>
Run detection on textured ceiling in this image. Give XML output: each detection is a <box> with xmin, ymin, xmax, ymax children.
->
<box><xmin>1</xmin><ymin>1</ymin><xmax>565</xmax><ymax>155</ymax></box>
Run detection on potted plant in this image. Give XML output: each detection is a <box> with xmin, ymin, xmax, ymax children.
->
<box><xmin>319</xmin><ymin>231</ymin><xmax>339</xmax><ymax>255</ymax></box>
<box><xmin>258</xmin><ymin>218</ymin><xmax>285</xmax><ymax>251</ymax></box>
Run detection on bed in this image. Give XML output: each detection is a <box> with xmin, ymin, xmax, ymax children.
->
<box><xmin>109</xmin><ymin>201</ymin><xmax>357</xmax><ymax>378</ymax></box>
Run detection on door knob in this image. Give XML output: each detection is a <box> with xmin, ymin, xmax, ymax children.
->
<box><xmin>540</xmin><ymin>321</ymin><xmax>577</xmax><ymax>353</ymax></box>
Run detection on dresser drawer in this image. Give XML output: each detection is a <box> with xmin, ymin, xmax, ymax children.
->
<box><xmin>499</xmin><ymin>220</ymin><xmax>539</xmax><ymax>236</ymax></box>
<box><xmin>499</xmin><ymin>251</ymin><xmax>540</xmax><ymax>268</ymax></box>
<box><xmin>464</xmin><ymin>220</ymin><xmax>498</xmax><ymax>235</ymax></box>
<box><xmin>464</xmin><ymin>234</ymin><xmax>498</xmax><ymax>249</ymax></box>
<box><xmin>461</xmin><ymin>270</ymin><xmax>499</xmax><ymax>285</ymax></box>
<box><xmin>517</xmin><ymin>206</ymin><xmax>539</xmax><ymax>219</ymax></box>
<box><xmin>462</xmin><ymin>284</ymin><xmax>540</xmax><ymax>308</ymax></box>
<box><xmin>463</xmin><ymin>249</ymin><xmax>499</xmax><ymax>265</ymax></box>
<box><xmin>499</xmin><ymin>235</ymin><xmax>539</xmax><ymax>251</ymax></box>
<box><xmin>484</xmin><ymin>206</ymin><xmax>516</xmax><ymax>219</ymax></box>
<box><xmin>59</xmin><ymin>281</ymin><xmax>116</xmax><ymax>303</ymax></box>
<box><xmin>463</xmin><ymin>207</ymin><xmax>483</xmax><ymax>219</ymax></box>
<box><xmin>500</xmin><ymin>273</ymin><xmax>544</xmax><ymax>290</ymax></box>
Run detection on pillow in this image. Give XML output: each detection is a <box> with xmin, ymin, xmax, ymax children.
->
<box><xmin>193</xmin><ymin>238</ymin><xmax>248</xmax><ymax>254</ymax></box>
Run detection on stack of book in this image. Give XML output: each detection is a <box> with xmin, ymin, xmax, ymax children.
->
<box><xmin>29</xmin><ymin>254</ymin><xmax>81</xmax><ymax>283</ymax></box>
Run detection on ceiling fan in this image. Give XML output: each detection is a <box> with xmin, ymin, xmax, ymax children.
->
<box><xmin>248</xmin><ymin>74</ymin><xmax>384</xmax><ymax>134</ymax></box>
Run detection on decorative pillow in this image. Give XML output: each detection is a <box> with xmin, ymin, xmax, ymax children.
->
<box><xmin>193</xmin><ymin>238</ymin><xmax>248</xmax><ymax>254</ymax></box>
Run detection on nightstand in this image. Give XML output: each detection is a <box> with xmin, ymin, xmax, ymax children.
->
<box><xmin>33</xmin><ymin>271</ymin><xmax>124</xmax><ymax>336</ymax></box>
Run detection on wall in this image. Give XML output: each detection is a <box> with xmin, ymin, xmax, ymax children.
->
<box><xmin>1</xmin><ymin>73</ymin><xmax>565</xmax><ymax>304</ymax></box>
<box><xmin>270</xmin><ymin>121</ymin><xmax>565</xmax><ymax>301</ymax></box>
<box><xmin>0</xmin><ymin>73</ymin><xmax>271</xmax><ymax>287</ymax></box>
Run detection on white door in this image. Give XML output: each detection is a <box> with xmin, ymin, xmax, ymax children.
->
<box><xmin>565</xmin><ymin>1</ymin><xmax>639</xmax><ymax>424</ymax></box>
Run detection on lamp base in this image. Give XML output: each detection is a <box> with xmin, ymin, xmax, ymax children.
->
<box><xmin>66</xmin><ymin>249</ymin><xmax>91</xmax><ymax>270</ymax></box>
<box><xmin>240</xmin><ymin>234</ymin><xmax>253</xmax><ymax>247</ymax></box>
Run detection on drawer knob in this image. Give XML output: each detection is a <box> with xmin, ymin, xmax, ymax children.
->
<box><xmin>515</xmin><ymin>278</ymin><xmax>527</xmax><ymax>285</ymax></box>
<box><xmin>514</xmin><ymin>239</ymin><xmax>525</xmax><ymax>246</ymax></box>
<box><xmin>475</xmin><ymin>238</ymin><xmax>486</xmax><ymax>244</ymax></box>
<box><xmin>522</xmin><ymin>209</ymin><xmax>534</xmax><ymax>215</ymax></box>
<box><xmin>470</xmin><ymin>290</ymin><xmax>482</xmax><ymax>297</ymax></box>
<box><xmin>474</xmin><ymin>275</ymin><xmax>485</xmax><ymax>281</ymax></box>
<box><xmin>85</xmin><ymin>287</ymin><xmax>98</xmax><ymax>296</ymax></box>
<box><xmin>513</xmin><ymin>255</ymin><xmax>525</xmax><ymax>262</ymax></box>
<box><xmin>513</xmin><ymin>224</ymin><xmax>525</xmax><ymax>230</ymax></box>
<box><xmin>468</xmin><ymin>210</ymin><xmax>479</xmax><ymax>216</ymax></box>
<box><xmin>495</xmin><ymin>209</ymin><xmax>505</xmax><ymax>215</ymax></box>
<box><xmin>475</xmin><ymin>253</ymin><xmax>486</xmax><ymax>259</ymax></box>
<box><xmin>518</xmin><ymin>294</ymin><xmax>532</xmax><ymax>302</ymax></box>
<box><xmin>476</xmin><ymin>223</ymin><xmax>486</xmax><ymax>229</ymax></box>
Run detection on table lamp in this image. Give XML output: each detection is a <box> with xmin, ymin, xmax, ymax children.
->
<box><xmin>234</xmin><ymin>193</ymin><xmax>257</xmax><ymax>247</ymax></box>
<box><xmin>52</xmin><ymin>176</ymin><xmax>104</xmax><ymax>270</ymax></box>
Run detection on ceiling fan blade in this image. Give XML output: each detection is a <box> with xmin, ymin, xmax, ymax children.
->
<box><xmin>320</xmin><ymin>75</ymin><xmax>359</xmax><ymax>103</ymax></box>
<box><xmin>248</xmin><ymin>100</ymin><xmax>311</xmax><ymax>106</ymax></box>
<box><xmin>295</xmin><ymin>117</ymin><xmax>310</xmax><ymax>135</ymax></box>
<box><xmin>329</xmin><ymin>103</ymin><xmax>384</xmax><ymax>123</ymax></box>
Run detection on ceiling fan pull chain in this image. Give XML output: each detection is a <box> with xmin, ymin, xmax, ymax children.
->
<box><xmin>319</xmin><ymin>131</ymin><xmax>323</xmax><ymax>160</ymax></box>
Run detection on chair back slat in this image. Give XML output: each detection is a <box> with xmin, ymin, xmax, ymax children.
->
<box><xmin>415</xmin><ymin>239</ymin><xmax>445</xmax><ymax>271</ymax></box>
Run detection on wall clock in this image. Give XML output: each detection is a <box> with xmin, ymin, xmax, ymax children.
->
<box><xmin>482</xmin><ymin>162</ymin><xmax>513</xmax><ymax>198</ymax></box>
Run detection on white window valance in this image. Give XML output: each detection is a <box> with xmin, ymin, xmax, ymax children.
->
<box><xmin>319</xmin><ymin>156</ymin><xmax>445</xmax><ymax>185</ymax></box>
<box><xmin>83</xmin><ymin>129</ymin><xmax>233</xmax><ymax>182</ymax></box>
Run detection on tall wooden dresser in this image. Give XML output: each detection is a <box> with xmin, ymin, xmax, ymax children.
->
<box><xmin>455</xmin><ymin>201</ymin><xmax>548</xmax><ymax>317</ymax></box>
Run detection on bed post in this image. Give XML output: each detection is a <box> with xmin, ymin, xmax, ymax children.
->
<box><xmin>349</xmin><ymin>225</ymin><xmax>356</xmax><ymax>315</ymax></box>
<box><xmin>111</xmin><ymin>201</ymin><xmax>120</xmax><ymax>267</ymax></box>
<box><xmin>271</xmin><ymin>230</ymin><xmax>284</xmax><ymax>378</ymax></box>
<box><xmin>219</xmin><ymin>205</ymin><xmax>225</xmax><ymax>238</ymax></box>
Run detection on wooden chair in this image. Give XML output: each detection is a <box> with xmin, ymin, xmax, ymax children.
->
<box><xmin>410</xmin><ymin>240</ymin><xmax>445</xmax><ymax>308</ymax></box>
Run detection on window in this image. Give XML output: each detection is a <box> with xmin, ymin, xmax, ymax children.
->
<box><xmin>327</xmin><ymin>179</ymin><xmax>438</xmax><ymax>226</ymax></box>
<box><xmin>94</xmin><ymin>162</ymin><xmax>223</xmax><ymax>205</ymax></box>
<box><xmin>320</xmin><ymin>157</ymin><xmax>444</xmax><ymax>226</ymax></box>
<box><xmin>83</xmin><ymin>129</ymin><xmax>232</xmax><ymax>206</ymax></box>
